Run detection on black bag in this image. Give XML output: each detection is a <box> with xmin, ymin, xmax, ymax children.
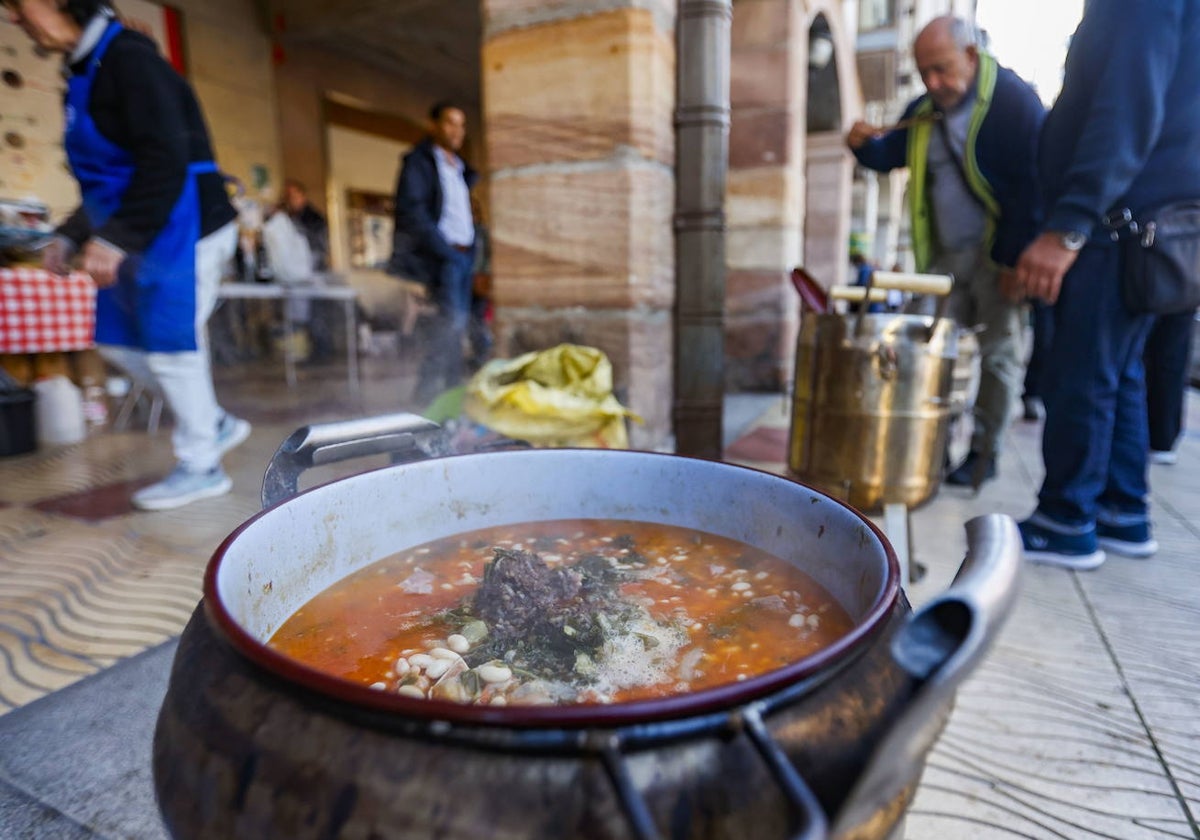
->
<box><xmin>1117</xmin><ymin>199</ymin><xmax>1200</xmax><ymax>315</ymax></box>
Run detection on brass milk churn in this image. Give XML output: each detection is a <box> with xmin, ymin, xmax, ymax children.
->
<box><xmin>788</xmin><ymin>272</ymin><xmax>959</xmax><ymax>511</ymax></box>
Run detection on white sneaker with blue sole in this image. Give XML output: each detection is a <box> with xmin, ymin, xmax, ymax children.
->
<box><xmin>216</xmin><ymin>413</ymin><xmax>251</xmax><ymax>456</ymax></box>
<box><xmin>132</xmin><ymin>465</ymin><xmax>233</xmax><ymax>511</ymax></box>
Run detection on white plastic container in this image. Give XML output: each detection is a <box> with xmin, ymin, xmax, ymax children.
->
<box><xmin>33</xmin><ymin>375</ymin><xmax>86</xmax><ymax>446</ymax></box>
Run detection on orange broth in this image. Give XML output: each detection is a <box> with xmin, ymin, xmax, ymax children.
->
<box><xmin>269</xmin><ymin>519</ymin><xmax>854</xmax><ymax>705</ymax></box>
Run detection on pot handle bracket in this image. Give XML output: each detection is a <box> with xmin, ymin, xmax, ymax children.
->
<box><xmin>830</xmin><ymin>513</ymin><xmax>1022</xmax><ymax>836</ymax></box>
<box><xmin>261</xmin><ymin>412</ymin><xmax>443</xmax><ymax>509</ymax></box>
<box><xmin>597</xmin><ymin>709</ymin><xmax>830</xmax><ymax>840</ymax></box>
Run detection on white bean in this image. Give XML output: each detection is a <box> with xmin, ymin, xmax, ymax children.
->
<box><xmin>731</xmin><ymin>581</ymin><xmax>752</xmax><ymax>592</ymax></box>
<box><xmin>425</xmin><ymin>659</ymin><xmax>452</xmax><ymax>680</ymax></box>
<box><xmin>788</xmin><ymin>613</ymin><xmax>806</xmax><ymax>628</ymax></box>
<box><xmin>397</xmin><ymin>685</ymin><xmax>426</xmax><ymax>699</ymax></box>
<box><xmin>408</xmin><ymin>653</ymin><xmax>435</xmax><ymax>670</ymax></box>
<box><xmin>429</xmin><ymin>647</ymin><xmax>462</xmax><ymax>661</ymax></box>
<box><xmin>394</xmin><ymin>658</ymin><xmax>411</xmax><ymax>677</ymax></box>
<box><xmin>369</xmin><ymin>681</ymin><xmax>387</xmax><ymax>690</ymax></box>
<box><xmin>477</xmin><ymin>663</ymin><xmax>513</xmax><ymax>684</ymax></box>
<box><xmin>447</xmin><ymin>634</ymin><xmax>471</xmax><ymax>654</ymax></box>
<box><xmin>489</xmin><ymin>696</ymin><xmax>508</xmax><ymax>707</ymax></box>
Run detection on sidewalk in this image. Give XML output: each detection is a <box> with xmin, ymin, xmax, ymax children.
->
<box><xmin>725</xmin><ymin>392</ymin><xmax>1200</xmax><ymax>839</ymax></box>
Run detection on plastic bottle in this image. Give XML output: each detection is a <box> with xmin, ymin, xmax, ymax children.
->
<box><xmin>80</xmin><ymin>375</ymin><xmax>109</xmax><ymax>428</ymax></box>
<box><xmin>33</xmin><ymin>375</ymin><xmax>86</xmax><ymax>445</ymax></box>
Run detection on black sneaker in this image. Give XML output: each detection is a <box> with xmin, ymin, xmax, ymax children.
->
<box><xmin>945</xmin><ymin>451</ymin><xmax>996</xmax><ymax>487</ymax></box>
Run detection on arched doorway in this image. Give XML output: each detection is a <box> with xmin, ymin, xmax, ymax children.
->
<box><xmin>801</xmin><ymin>11</ymin><xmax>853</xmax><ymax>290</ymax></box>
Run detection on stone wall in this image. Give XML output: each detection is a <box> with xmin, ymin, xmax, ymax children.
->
<box><xmin>483</xmin><ymin>2</ymin><xmax>676</xmax><ymax>449</ymax></box>
<box><xmin>725</xmin><ymin>0</ymin><xmax>859</xmax><ymax>392</ymax></box>
<box><xmin>172</xmin><ymin>0</ymin><xmax>282</xmax><ymax>194</ymax></box>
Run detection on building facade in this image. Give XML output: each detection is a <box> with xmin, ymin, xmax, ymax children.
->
<box><xmin>3</xmin><ymin>0</ymin><xmax>883</xmax><ymax>449</ymax></box>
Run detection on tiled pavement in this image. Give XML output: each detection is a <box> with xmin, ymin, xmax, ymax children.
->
<box><xmin>0</xmin><ymin>356</ymin><xmax>1197</xmax><ymax>838</ymax></box>
<box><xmin>727</xmin><ymin>395</ymin><xmax>1200</xmax><ymax>839</ymax></box>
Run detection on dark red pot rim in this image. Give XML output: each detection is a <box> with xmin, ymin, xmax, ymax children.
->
<box><xmin>202</xmin><ymin>451</ymin><xmax>902</xmax><ymax>729</ymax></box>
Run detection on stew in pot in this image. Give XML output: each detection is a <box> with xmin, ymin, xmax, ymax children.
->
<box><xmin>269</xmin><ymin>519</ymin><xmax>853</xmax><ymax>706</ymax></box>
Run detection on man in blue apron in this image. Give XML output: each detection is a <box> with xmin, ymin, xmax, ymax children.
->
<box><xmin>5</xmin><ymin>0</ymin><xmax>249</xmax><ymax>510</ymax></box>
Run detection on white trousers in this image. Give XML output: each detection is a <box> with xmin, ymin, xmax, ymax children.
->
<box><xmin>100</xmin><ymin>221</ymin><xmax>238</xmax><ymax>472</ymax></box>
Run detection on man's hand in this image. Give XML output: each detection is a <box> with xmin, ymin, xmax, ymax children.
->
<box><xmin>81</xmin><ymin>239</ymin><xmax>125</xmax><ymax>288</ymax></box>
<box><xmin>997</xmin><ymin>267</ymin><xmax>1024</xmax><ymax>303</ymax></box>
<box><xmin>42</xmin><ymin>236</ymin><xmax>75</xmax><ymax>275</ymax></box>
<box><xmin>846</xmin><ymin>121</ymin><xmax>883</xmax><ymax>150</ymax></box>
<box><xmin>1015</xmin><ymin>233</ymin><xmax>1081</xmax><ymax>305</ymax></box>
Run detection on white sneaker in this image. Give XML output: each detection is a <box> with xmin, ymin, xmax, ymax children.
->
<box><xmin>216</xmin><ymin>414</ymin><xmax>251</xmax><ymax>456</ymax></box>
<box><xmin>133</xmin><ymin>465</ymin><xmax>232</xmax><ymax>511</ymax></box>
<box><xmin>1149</xmin><ymin>449</ymin><xmax>1178</xmax><ymax>465</ymax></box>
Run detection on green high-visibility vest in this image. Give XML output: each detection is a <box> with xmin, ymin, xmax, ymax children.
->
<box><xmin>906</xmin><ymin>53</ymin><xmax>1002</xmax><ymax>271</ymax></box>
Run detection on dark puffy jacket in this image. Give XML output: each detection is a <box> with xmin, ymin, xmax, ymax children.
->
<box><xmin>388</xmin><ymin>139</ymin><xmax>478</xmax><ymax>285</ymax></box>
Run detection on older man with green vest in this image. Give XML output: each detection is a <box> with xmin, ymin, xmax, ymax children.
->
<box><xmin>847</xmin><ymin>15</ymin><xmax>1045</xmax><ymax>487</ymax></box>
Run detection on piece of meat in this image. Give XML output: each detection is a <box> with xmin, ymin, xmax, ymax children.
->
<box><xmin>471</xmin><ymin>548</ymin><xmax>582</xmax><ymax>635</ymax></box>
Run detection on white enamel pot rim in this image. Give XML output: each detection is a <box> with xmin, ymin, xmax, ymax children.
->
<box><xmin>203</xmin><ymin>422</ymin><xmax>903</xmax><ymax>729</ymax></box>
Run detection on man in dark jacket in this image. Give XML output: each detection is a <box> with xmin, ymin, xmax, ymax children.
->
<box><xmin>389</xmin><ymin>102</ymin><xmax>478</xmax><ymax>404</ymax></box>
<box><xmin>5</xmin><ymin>0</ymin><xmax>249</xmax><ymax>511</ymax></box>
<box><xmin>848</xmin><ymin>16</ymin><xmax>1045</xmax><ymax>487</ymax></box>
<box><xmin>1011</xmin><ymin>0</ymin><xmax>1200</xmax><ymax>569</ymax></box>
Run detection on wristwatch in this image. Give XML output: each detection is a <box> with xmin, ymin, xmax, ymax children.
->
<box><xmin>1055</xmin><ymin>230</ymin><xmax>1088</xmax><ymax>251</ymax></box>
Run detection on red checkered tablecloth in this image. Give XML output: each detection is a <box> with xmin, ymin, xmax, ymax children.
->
<box><xmin>0</xmin><ymin>268</ymin><xmax>97</xmax><ymax>353</ymax></box>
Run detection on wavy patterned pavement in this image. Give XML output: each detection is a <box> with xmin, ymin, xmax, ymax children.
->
<box><xmin>0</xmin><ymin>359</ymin><xmax>412</xmax><ymax>719</ymax></box>
<box><xmin>0</xmin><ymin>505</ymin><xmax>204</xmax><ymax>713</ymax></box>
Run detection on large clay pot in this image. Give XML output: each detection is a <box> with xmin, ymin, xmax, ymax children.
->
<box><xmin>154</xmin><ymin>414</ymin><xmax>1021</xmax><ymax>840</ymax></box>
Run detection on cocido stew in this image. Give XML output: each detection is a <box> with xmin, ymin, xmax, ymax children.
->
<box><xmin>269</xmin><ymin>519</ymin><xmax>853</xmax><ymax>706</ymax></box>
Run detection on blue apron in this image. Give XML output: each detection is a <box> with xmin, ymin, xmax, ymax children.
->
<box><xmin>64</xmin><ymin>21</ymin><xmax>214</xmax><ymax>352</ymax></box>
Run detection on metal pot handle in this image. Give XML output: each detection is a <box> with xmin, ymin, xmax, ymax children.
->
<box><xmin>599</xmin><ymin>715</ymin><xmax>828</xmax><ymax>840</ymax></box>
<box><xmin>830</xmin><ymin>513</ymin><xmax>1022</xmax><ymax>835</ymax></box>
<box><xmin>260</xmin><ymin>412</ymin><xmax>442</xmax><ymax>509</ymax></box>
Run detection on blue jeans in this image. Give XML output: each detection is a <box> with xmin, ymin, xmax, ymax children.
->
<box><xmin>1038</xmin><ymin>243</ymin><xmax>1156</xmax><ymax>527</ymax></box>
<box><xmin>417</xmin><ymin>248</ymin><xmax>475</xmax><ymax>393</ymax></box>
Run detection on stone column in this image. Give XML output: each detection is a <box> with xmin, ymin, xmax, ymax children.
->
<box><xmin>801</xmin><ymin>131</ymin><xmax>854</xmax><ymax>286</ymax></box>
<box><xmin>725</xmin><ymin>0</ymin><xmax>858</xmax><ymax>392</ymax></box>
<box><xmin>482</xmin><ymin>2</ymin><xmax>677</xmax><ymax>449</ymax></box>
<box><xmin>725</xmin><ymin>0</ymin><xmax>803</xmax><ymax>392</ymax></box>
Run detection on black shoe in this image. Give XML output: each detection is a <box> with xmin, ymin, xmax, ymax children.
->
<box><xmin>945</xmin><ymin>451</ymin><xmax>996</xmax><ymax>487</ymax></box>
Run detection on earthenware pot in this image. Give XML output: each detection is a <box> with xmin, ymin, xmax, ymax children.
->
<box><xmin>154</xmin><ymin>413</ymin><xmax>1020</xmax><ymax>840</ymax></box>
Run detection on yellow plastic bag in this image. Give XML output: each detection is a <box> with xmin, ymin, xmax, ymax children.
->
<box><xmin>463</xmin><ymin>344</ymin><xmax>641</xmax><ymax>448</ymax></box>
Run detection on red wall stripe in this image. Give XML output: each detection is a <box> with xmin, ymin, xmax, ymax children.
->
<box><xmin>162</xmin><ymin>5</ymin><xmax>186</xmax><ymax>76</ymax></box>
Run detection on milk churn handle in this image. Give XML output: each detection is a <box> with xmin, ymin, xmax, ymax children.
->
<box><xmin>260</xmin><ymin>412</ymin><xmax>442</xmax><ymax>508</ymax></box>
<box><xmin>830</xmin><ymin>514</ymin><xmax>1022</xmax><ymax>835</ymax></box>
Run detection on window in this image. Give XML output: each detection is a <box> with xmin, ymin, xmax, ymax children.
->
<box><xmin>860</xmin><ymin>0</ymin><xmax>896</xmax><ymax>31</ymax></box>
